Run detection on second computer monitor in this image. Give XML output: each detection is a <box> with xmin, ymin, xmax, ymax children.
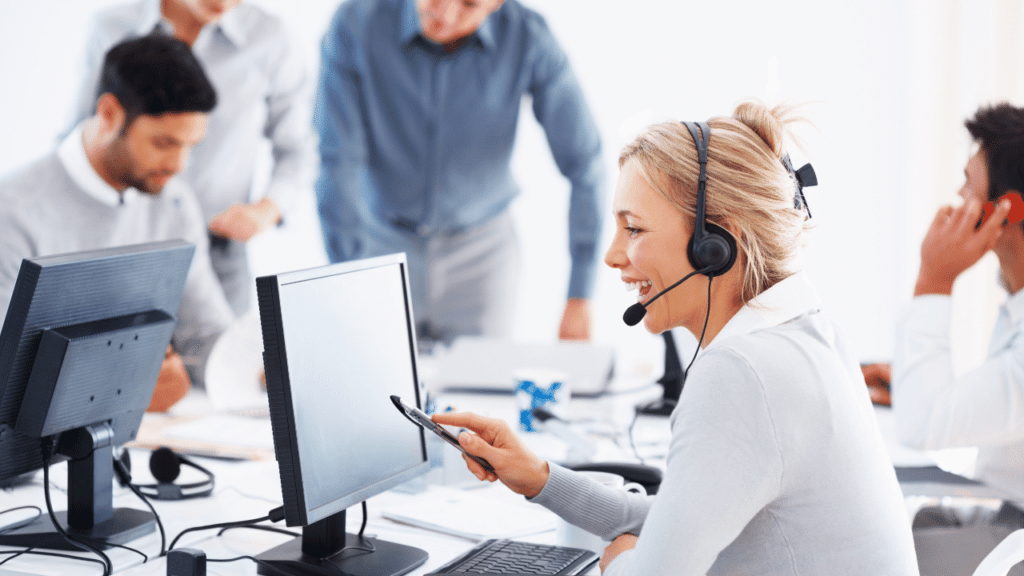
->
<box><xmin>256</xmin><ymin>253</ymin><xmax>429</xmax><ymax>575</ymax></box>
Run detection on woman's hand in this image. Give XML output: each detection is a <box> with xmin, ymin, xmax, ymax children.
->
<box><xmin>431</xmin><ymin>411</ymin><xmax>550</xmax><ymax>498</ymax></box>
<box><xmin>599</xmin><ymin>534</ymin><xmax>638</xmax><ymax>573</ymax></box>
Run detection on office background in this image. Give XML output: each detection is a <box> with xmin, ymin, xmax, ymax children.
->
<box><xmin>0</xmin><ymin>0</ymin><xmax>1021</xmax><ymax>374</ymax></box>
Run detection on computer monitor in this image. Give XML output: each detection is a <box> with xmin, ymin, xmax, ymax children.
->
<box><xmin>255</xmin><ymin>253</ymin><xmax>430</xmax><ymax>576</ymax></box>
<box><xmin>0</xmin><ymin>240</ymin><xmax>194</xmax><ymax>549</ymax></box>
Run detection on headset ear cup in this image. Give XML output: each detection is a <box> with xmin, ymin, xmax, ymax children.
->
<box><xmin>149</xmin><ymin>446</ymin><xmax>182</xmax><ymax>484</ymax></box>
<box><xmin>687</xmin><ymin>223</ymin><xmax>737</xmax><ymax>277</ymax></box>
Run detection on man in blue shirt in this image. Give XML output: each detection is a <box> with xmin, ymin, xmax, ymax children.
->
<box><xmin>315</xmin><ymin>0</ymin><xmax>605</xmax><ymax>344</ymax></box>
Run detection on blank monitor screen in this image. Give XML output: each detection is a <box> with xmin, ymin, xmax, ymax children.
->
<box><xmin>258</xmin><ymin>253</ymin><xmax>428</xmax><ymax>527</ymax></box>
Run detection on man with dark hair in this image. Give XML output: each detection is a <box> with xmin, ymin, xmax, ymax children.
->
<box><xmin>67</xmin><ymin>0</ymin><xmax>317</xmax><ymax>318</ymax></box>
<box><xmin>891</xmin><ymin>103</ymin><xmax>1024</xmax><ymax>575</ymax></box>
<box><xmin>0</xmin><ymin>34</ymin><xmax>233</xmax><ymax>412</ymax></box>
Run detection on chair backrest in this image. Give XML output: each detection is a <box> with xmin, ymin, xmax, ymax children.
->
<box><xmin>973</xmin><ymin>529</ymin><xmax>1024</xmax><ymax>576</ymax></box>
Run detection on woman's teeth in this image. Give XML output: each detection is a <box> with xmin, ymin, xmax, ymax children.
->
<box><xmin>626</xmin><ymin>280</ymin><xmax>652</xmax><ymax>300</ymax></box>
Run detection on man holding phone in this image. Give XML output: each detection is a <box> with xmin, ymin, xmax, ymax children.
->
<box><xmin>888</xmin><ymin>103</ymin><xmax>1024</xmax><ymax>575</ymax></box>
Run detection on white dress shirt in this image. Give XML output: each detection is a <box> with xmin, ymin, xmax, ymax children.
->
<box><xmin>66</xmin><ymin>0</ymin><xmax>316</xmax><ymax>222</ymax></box>
<box><xmin>533</xmin><ymin>272</ymin><xmax>918</xmax><ymax>575</ymax></box>
<box><xmin>893</xmin><ymin>290</ymin><xmax>1024</xmax><ymax>505</ymax></box>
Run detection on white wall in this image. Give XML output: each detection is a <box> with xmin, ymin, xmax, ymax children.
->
<box><xmin>0</xmin><ymin>0</ymin><xmax>1020</xmax><ymax>371</ymax></box>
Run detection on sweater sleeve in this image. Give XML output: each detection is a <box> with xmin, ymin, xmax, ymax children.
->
<box><xmin>529</xmin><ymin>463</ymin><xmax>652</xmax><ymax>540</ymax></box>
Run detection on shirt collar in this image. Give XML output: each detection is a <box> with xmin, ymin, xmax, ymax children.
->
<box><xmin>400</xmin><ymin>0</ymin><xmax>495</xmax><ymax>51</ymax></box>
<box><xmin>137</xmin><ymin>0</ymin><xmax>246</xmax><ymax>48</ymax></box>
<box><xmin>704</xmin><ymin>271</ymin><xmax>821</xmax><ymax>351</ymax></box>
<box><xmin>57</xmin><ymin>123</ymin><xmax>141</xmax><ymax>207</ymax></box>
<box><xmin>1003</xmin><ymin>283</ymin><xmax>1024</xmax><ymax>326</ymax></box>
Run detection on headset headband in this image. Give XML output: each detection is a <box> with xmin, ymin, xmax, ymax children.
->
<box><xmin>682</xmin><ymin>121</ymin><xmax>712</xmax><ymax>245</ymax></box>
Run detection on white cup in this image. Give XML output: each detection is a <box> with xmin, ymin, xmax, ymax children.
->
<box><xmin>556</xmin><ymin>471</ymin><xmax>646</xmax><ymax>553</ymax></box>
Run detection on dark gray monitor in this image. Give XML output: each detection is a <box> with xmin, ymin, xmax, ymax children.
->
<box><xmin>255</xmin><ymin>253</ymin><xmax>429</xmax><ymax>576</ymax></box>
<box><xmin>0</xmin><ymin>240</ymin><xmax>194</xmax><ymax>550</ymax></box>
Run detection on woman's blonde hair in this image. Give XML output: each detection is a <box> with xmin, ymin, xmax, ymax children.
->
<box><xmin>619</xmin><ymin>100</ymin><xmax>810</xmax><ymax>303</ymax></box>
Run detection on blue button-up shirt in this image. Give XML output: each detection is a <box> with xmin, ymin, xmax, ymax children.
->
<box><xmin>315</xmin><ymin>0</ymin><xmax>605</xmax><ymax>299</ymax></box>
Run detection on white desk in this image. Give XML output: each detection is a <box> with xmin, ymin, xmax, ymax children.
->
<box><xmin>7</xmin><ymin>383</ymin><xmax>988</xmax><ymax>575</ymax></box>
<box><xmin>0</xmin><ymin>382</ymin><xmax>666</xmax><ymax>575</ymax></box>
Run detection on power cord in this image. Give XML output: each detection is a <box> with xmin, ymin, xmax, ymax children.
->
<box><xmin>112</xmin><ymin>454</ymin><xmax>166</xmax><ymax>556</ymax></box>
<box><xmin>168</xmin><ymin>506</ymin><xmax>285</xmax><ymax>551</ymax></box>
<box><xmin>41</xmin><ymin>441</ymin><xmax>113</xmax><ymax>576</ymax></box>
<box><xmin>0</xmin><ymin>547</ymin><xmax>108</xmax><ymax>571</ymax></box>
<box><xmin>0</xmin><ymin>505</ymin><xmax>42</xmax><ymax>534</ymax></box>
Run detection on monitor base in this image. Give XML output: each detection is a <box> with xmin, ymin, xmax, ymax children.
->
<box><xmin>256</xmin><ymin>533</ymin><xmax>428</xmax><ymax>576</ymax></box>
<box><xmin>0</xmin><ymin>508</ymin><xmax>155</xmax><ymax>551</ymax></box>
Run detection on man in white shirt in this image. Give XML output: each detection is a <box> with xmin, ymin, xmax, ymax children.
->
<box><xmin>892</xmin><ymin>103</ymin><xmax>1024</xmax><ymax>574</ymax></box>
<box><xmin>66</xmin><ymin>0</ymin><xmax>317</xmax><ymax>316</ymax></box>
<box><xmin>0</xmin><ymin>35</ymin><xmax>234</xmax><ymax>412</ymax></box>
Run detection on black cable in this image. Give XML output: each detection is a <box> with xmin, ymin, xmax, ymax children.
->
<box><xmin>0</xmin><ymin>548</ymin><xmax>108</xmax><ymax>571</ymax></box>
<box><xmin>216</xmin><ymin>524</ymin><xmax>299</xmax><ymax>538</ymax></box>
<box><xmin>168</xmin><ymin>512</ymin><xmax>274</xmax><ymax>552</ymax></box>
<box><xmin>0</xmin><ymin>546</ymin><xmax>32</xmax><ymax>566</ymax></box>
<box><xmin>206</xmin><ymin>554</ymin><xmax>298</xmax><ymax>576</ymax></box>
<box><xmin>42</xmin><ymin>450</ymin><xmax>113</xmax><ymax>576</ymax></box>
<box><xmin>334</xmin><ymin>501</ymin><xmax>375</xmax><ymax>555</ymax></box>
<box><xmin>683</xmin><ymin>276</ymin><xmax>714</xmax><ymax>379</ymax></box>
<box><xmin>0</xmin><ymin>505</ymin><xmax>42</xmax><ymax>535</ymax></box>
<box><xmin>358</xmin><ymin>501</ymin><xmax>368</xmax><ymax>538</ymax></box>
<box><xmin>123</xmin><ymin>480</ymin><xmax>166</xmax><ymax>556</ymax></box>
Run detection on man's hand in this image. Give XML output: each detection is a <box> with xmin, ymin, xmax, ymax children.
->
<box><xmin>861</xmin><ymin>362</ymin><xmax>892</xmax><ymax>406</ymax></box>
<box><xmin>431</xmin><ymin>411</ymin><xmax>550</xmax><ymax>497</ymax></box>
<box><xmin>208</xmin><ymin>197</ymin><xmax>282</xmax><ymax>243</ymax></box>
<box><xmin>558</xmin><ymin>298</ymin><xmax>591</xmax><ymax>341</ymax></box>
<box><xmin>148</xmin><ymin>346</ymin><xmax>191</xmax><ymax>412</ymax></box>
<box><xmin>914</xmin><ymin>198</ymin><xmax>1010</xmax><ymax>296</ymax></box>
<box><xmin>599</xmin><ymin>534</ymin><xmax>638</xmax><ymax>573</ymax></box>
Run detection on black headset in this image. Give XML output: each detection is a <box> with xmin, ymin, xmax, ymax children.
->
<box><xmin>681</xmin><ymin>121</ymin><xmax>738</xmax><ymax>277</ymax></box>
<box><xmin>114</xmin><ymin>446</ymin><xmax>215</xmax><ymax>500</ymax></box>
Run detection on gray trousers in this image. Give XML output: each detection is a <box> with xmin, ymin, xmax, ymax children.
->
<box><xmin>357</xmin><ymin>212</ymin><xmax>519</xmax><ymax>347</ymax></box>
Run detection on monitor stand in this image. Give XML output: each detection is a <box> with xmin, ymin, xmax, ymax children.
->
<box><xmin>256</xmin><ymin>508</ymin><xmax>428</xmax><ymax>576</ymax></box>
<box><xmin>0</xmin><ymin>424</ymin><xmax>154</xmax><ymax>550</ymax></box>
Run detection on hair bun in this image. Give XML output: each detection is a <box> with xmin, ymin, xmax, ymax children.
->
<box><xmin>732</xmin><ymin>100</ymin><xmax>788</xmax><ymax>157</ymax></box>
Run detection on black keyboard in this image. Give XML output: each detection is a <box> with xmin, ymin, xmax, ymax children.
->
<box><xmin>428</xmin><ymin>538</ymin><xmax>598</xmax><ymax>575</ymax></box>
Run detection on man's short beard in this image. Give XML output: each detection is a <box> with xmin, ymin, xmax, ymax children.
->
<box><xmin>103</xmin><ymin>135</ymin><xmax>161</xmax><ymax>195</ymax></box>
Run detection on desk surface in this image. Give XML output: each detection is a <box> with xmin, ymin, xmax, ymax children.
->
<box><xmin>0</xmin><ymin>385</ymin><xmax>661</xmax><ymax>575</ymax></box>
<box><xmin>0</xmin><ymin>383</ymin><xmax>994</xmax><ymax>575</ymax></box>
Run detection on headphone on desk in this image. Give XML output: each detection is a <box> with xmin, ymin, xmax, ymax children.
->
<box><xmin>114</xmin><ymin>446</ymin><xmax>215</xmax><ymax>500</ymax></box>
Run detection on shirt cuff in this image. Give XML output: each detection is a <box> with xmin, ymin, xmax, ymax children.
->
<box><xmin>897</xmin><ymin>294</ymin><xmax>952</xmax><ymax>340</ymax></box>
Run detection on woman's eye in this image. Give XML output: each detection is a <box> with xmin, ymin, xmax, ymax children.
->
<box><xmin>625</xmin><ymin>226</ymin><xmax>642</xmax><ymax>237</ymax></box>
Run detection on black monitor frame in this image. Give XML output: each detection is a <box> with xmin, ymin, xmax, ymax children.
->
<box><xmin>255</xmin><ymin>253</ymin><xmax>430</xmax><ymax>576</ymax></box>
<box><xmin>0</xmin><ymin>240</ymin><xmax>194</xmax><ymax>549</ymax></box>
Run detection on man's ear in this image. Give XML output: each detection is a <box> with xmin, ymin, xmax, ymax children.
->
<box><xmin>95</xmin><ymin>93</ymin><xmax>126</xmax><ymax>138</ymax></box>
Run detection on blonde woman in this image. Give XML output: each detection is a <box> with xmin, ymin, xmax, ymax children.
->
<box><xmin>434</xmin><ymin>101</ymin><xmax>919</xmax><ymax>574</ymax></box>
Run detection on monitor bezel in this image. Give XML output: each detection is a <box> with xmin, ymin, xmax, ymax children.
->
<box><xmin>257</xmin><ymin>253</ymin><xmax>430</xmax><ymax>527</ymax></box>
